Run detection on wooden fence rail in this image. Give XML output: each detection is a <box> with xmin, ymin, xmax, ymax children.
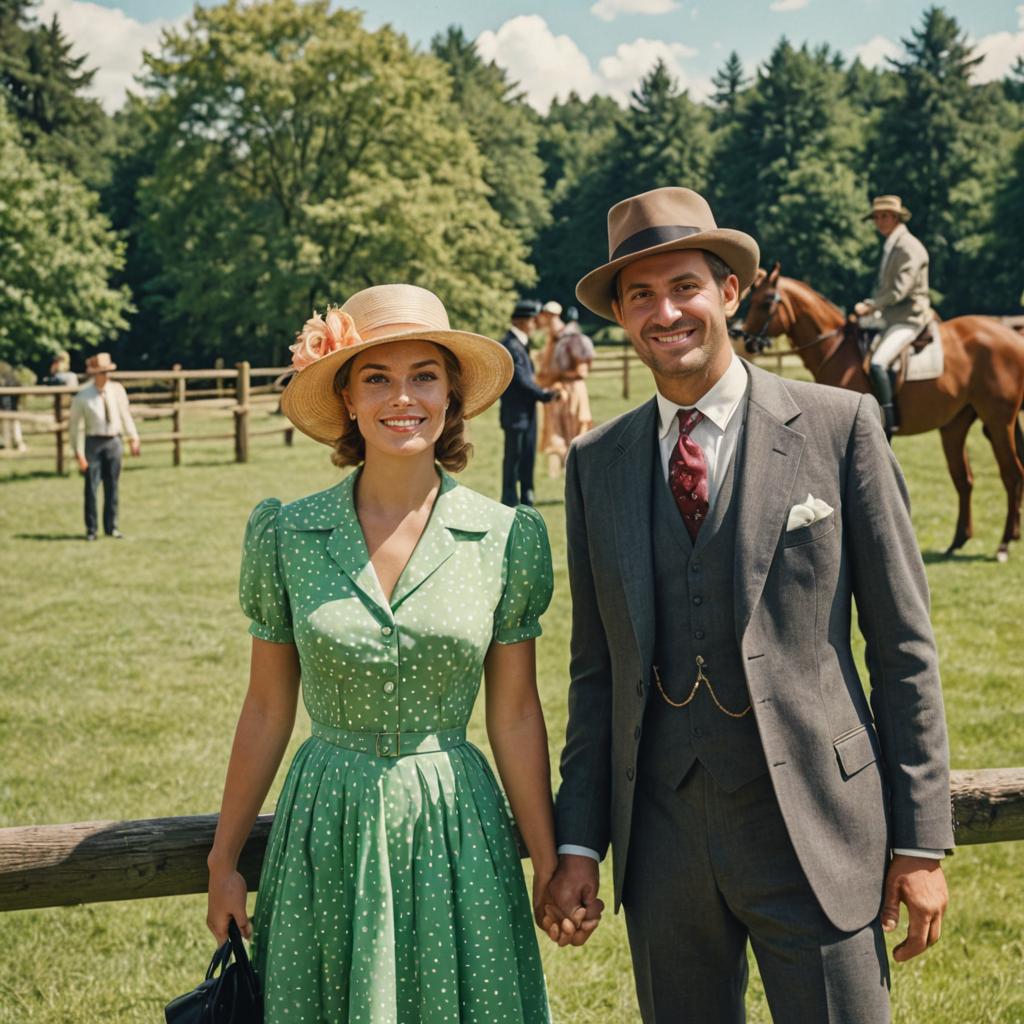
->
<box><xmin>0</xmin><ymin>768</ymin><xmax>1021</xmax><ymax>913</ymax></box>
<box><xmin>0</xmin><ymin>363</ymin><xmax>293</xmax><ymax>471</ymax></box>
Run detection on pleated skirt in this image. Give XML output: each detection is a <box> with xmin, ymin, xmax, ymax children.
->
<box><xmin>251</xmin><ymin>735</ymin><xmax>551</xmax><ymax>1023</ymax></box>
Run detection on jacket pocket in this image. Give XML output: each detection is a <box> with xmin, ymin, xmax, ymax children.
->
<box><xmin>833</xmin><ymin>723</ymin><xmax>877</xmax><ymax>779</ymax></box>
<box><xmin>783</xmin><ymin>515</ymin><xmax>835</xmax><ymax>548</ymax></box>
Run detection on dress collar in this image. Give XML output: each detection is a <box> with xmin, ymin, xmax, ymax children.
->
<box><xmin>656</xmin><ymin>353</ymin><xmax>747</xmax><ymax>439</ymax></box>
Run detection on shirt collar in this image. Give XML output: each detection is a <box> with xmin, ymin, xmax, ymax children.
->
<box><xmin>883</xmin><ymin>222</ymin><xmax>906</xmax><ymax>256</ymax></box>
<box><xmin>656</xmin><ymin>353</ymin><xmax>747</xmax><ymax>439</ymax></box>
<box><xmin>509</xmin><ymin>325</ymin><xmax>529</xmax><ymax>346</ymax></box>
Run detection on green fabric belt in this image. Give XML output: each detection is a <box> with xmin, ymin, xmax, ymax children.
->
<box><xmin>310</xmin><ymin>721</ymin><xmax>467</xmax><ymax>758</ymax></box>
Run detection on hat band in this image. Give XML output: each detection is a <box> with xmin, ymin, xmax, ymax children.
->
<box><xmin>611</xmin><ymin>224</ymin><xmax>701</xmax><ymax>261</ymax></box>
<box><xmin>360</xmin><ymin>321</ymin><xmax>444</xmax><ymax>342</ymax></box>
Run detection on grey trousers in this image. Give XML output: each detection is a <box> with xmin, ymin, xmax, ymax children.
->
<box><xmin>622</xmin><ymin>764</ymin><xmax>891</xmax><ymax>1023</ymax></box>
<box><xmin>84</xmin><ymin>435</ymin><xmax>123</xmax><ymax>535</ymax></box>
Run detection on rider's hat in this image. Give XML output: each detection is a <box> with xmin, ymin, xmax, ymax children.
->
<box><xmin>575</xmin><ymin>187</ymin><xmax>759</xmax><ymax>322</ymax></box>
<box><xmin>864</xmin><ymin>195</ymin><xmax>911</xmax><ymax>222</ymax></box>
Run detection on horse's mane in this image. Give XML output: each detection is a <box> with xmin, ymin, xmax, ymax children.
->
<box><xmin>779</xmin><ymin>276</ymin><xmax>846</xmax><ymax>325</ymax></box>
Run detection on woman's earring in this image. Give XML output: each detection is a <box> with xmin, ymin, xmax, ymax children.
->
<box><xmin>349</xmin><ymin>411</ymin><xmax>357</xmax><ymax>421</ymax></box>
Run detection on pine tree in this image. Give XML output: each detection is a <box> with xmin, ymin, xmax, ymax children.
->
<box><xmin>0</xmin><ymin>3</ymin><xmax>111</xmax><ymax>183</ymax></box>
<box><xmin>710</xmin><ymin>51</ymin><xmax>748</xmax><ymax>127</ymax></box>
<box><xmin>431</xmin><ymin>26</ymin><xmax>550</xmax><ymax>247</ymax></box>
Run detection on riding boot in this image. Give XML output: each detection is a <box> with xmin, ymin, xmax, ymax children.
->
<box><xmin>868</xmin><ymin>363</ymin><xmax>897</xmax><ymax>442</ymax></box>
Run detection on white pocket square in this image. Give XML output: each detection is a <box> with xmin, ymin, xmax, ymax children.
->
<box><xmin>786</xmin><ymin>494</ymin><xmax>834</xmax><ymax>532</ymax></box>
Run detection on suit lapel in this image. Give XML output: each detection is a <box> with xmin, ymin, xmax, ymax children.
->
<box><xmin>733</xmin><ymin>365</ymin><xmax>805</xmax><ymax>639</ymax></box>
<box><xmin>606</xmin><ymin>397</ymin><xmax>659</xmax><ymax>668</ymax></box>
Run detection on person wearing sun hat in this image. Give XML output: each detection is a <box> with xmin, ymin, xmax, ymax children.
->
<box><xmin>854</xmin><ymin>194</ymin><xmax>933</xmax><ymax>440</ymax></box>
<box><xmin>208</xmin><ymin>283</ymin><xmax>561</xmax><ymax>1022</ymax></box>
<box><xmin>539</xmin><ymin>187</ymin><xmax>951</xmax><ymax>1022</ymax></box>
<box><xmin>68</xmin><ymin>352</ymin><xmax>140</xmax><ymax>540</ymax></box>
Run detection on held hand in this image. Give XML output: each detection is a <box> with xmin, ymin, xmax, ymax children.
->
<box><xmin>880</xmin><ymin>855</ymin><xmax>948</xmax><ymax>962</ymax></box>
<box><xmin>129</xmin><ymin>438</ymin><xmax>141</xmax><ymax>457</ymax></box>
<box><xmin>531</xmin><ymin>857</ymin><xmax>557</xmax><ymax>930</ymax></box>
<box><xmin>77</xmin><ymin>454</ymin><xmax>88</xmax><ymax>474</ymax></box>
<box><xmin>539</xmin><ymin>854</ymin><xmax>604</xmax><ymax>947</ymax></box>
<box><xmin>207</xmin><ymin>867</ymin><xmax>252</xmax><ymax>943</ymax></box>
<box><xmin>854</xmin><ymin>301</ymin><xmax>872</xmax><ymax>317</ymax></box>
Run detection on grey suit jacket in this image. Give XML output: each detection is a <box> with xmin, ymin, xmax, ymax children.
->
<box><xmin>555</xmin><ymin>362</ymin><xmax>954</xmax><ymax>933</ymax></box>
<box><xmin>871</xmin><ymin>224</ymin><xmax>931</xmax><ymax>328</ymax></box>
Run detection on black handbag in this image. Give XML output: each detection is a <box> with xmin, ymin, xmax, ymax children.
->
<box><xmin>165</xmin><ymin>920</ymin><xmax>263</xmax><ymax>1024</ymax></box>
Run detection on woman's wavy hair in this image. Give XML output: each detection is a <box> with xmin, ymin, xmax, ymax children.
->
<box><xmin>330</xmin><ymin>345</ymin><xmax>473</xmax><ymax>472</ymax></box>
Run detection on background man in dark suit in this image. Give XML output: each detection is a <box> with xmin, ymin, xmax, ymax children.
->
<box><xmin>498</xmin><ymin>298</ymin><xmax>559</xmax><ymax>506</ymax></box>
<box><xmin>542</xmin><ymin>187</ymin><xmax>952</xmax><ymax>1022</ymax></box>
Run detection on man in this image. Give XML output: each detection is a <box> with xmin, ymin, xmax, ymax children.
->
<box><xmin>69</xmin><ymin>352</ymin><xmax>141</xmax><ymax>540</ymax></box>
<box><xmin>498</xmin><ymin>298</ymin><xmax>559</xmax><ymax>506</ymax></box>
<box><xmin>854</xmin><ymin>195</ymin><xmax>932</xmax><ymax>440</ymax></box>
<box><xmin>543</xmin><ymin>187</ymin><xmax>952</xmax><ymax>1022</ymax></box>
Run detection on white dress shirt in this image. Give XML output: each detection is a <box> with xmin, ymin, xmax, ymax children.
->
<box><xmin>559</xmin><ymin>354</ymin><xmax>941</xmax><ymax>862</ymax></box>
<box><xmin>69</xmin><ymin>380</ymin><xmax>139</xmax><ymax>457</ymax></box>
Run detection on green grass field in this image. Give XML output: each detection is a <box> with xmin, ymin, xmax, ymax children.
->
<box><xmin>1</xmin><ymin>362</ymin><xmax>1022</xmax><ymax>1022</ymax></box>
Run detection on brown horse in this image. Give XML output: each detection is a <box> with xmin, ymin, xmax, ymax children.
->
<box><xmin>738</xmin><ymin>264</ymin><xmax>1024</xmax><ymax>560</ymax></box>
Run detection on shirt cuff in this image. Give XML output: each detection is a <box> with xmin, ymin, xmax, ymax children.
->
<box><xmin>557</xmin><ymin>845</ymin><xmax>602</xmax><ymax>862</ymax></box>
<box><xmin>893</xmin><ymin>847</ymin><xmax>945</xmax><ymax>860</ymax></box>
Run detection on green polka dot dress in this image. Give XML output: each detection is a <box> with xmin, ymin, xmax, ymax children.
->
<box><xmin>239</xmin><ymin>467</ymin><xmax>554</xmax><ymax>1023</ymax></box>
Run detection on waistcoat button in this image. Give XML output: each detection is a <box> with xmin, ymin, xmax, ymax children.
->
<box><xmin>692</xmin><ymin>596</ymin><xmax>703</xmax><ymax>606</ymax></box>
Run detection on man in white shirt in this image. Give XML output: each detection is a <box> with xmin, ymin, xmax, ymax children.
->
<box><xmin>69</xmin><ymin>352</ymin><xmax>140</xmax><ymax>540</ymax></box>
<box><xmin>542</xmin><ymin>187</ymin><xmax>952</xmax><ymax>1023</ymax></box>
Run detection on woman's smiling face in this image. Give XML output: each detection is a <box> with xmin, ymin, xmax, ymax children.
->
<box><xmin>342</xmin><ymin>339</ymin><xmax>450</xmax><ymax>460</ymax></box>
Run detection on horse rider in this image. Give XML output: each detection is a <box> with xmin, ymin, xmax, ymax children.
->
<box><xmin>854</xmin><ymin>195</ymin><xmax>932</xmax><ymax>440</ymax></box>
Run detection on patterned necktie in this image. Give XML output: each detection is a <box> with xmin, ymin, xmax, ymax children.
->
<box><xmin>669</xmin><ymin>409</ymin><xmax>709</xmax><ymax>541</ymax></box>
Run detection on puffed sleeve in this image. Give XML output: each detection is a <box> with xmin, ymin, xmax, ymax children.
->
<box><xmin>493</xmin><ymin>505</ymin><xmax>554</xmax><ymax>644</ymax></box>
<box><xmin>239</xmin><ymin>498</ymin><xmax>295</xmax><ymax>644</ymax></box>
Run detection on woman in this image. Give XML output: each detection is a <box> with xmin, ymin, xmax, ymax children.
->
<box><xmin>206</xmin><ymin>284</ymin><xmax>558</xmax><ymax>1022</ymax></box>
<box><xmin>539</xmin><ymin>306</ymin><xmax>595</xmax><ymax>476</ymax></box>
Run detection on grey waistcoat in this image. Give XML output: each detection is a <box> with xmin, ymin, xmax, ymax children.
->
<box><xmin>640</xmin><ymin>431</ymin><xmax>769</xmax><ymax>792</ymax></box>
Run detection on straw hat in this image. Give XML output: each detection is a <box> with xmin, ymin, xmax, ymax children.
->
<box><xmin>864</xmin><ymin>195</ymin><xmax>911</xmax><ymax>222</ymax></box>
<box><xmin>280</xmin><ymin>284</ymin><xmax>513</xmax><ymax>446</ymax></box>
<box><xmin>85</xmin><ymin>353</ymin><xmax>117</xmax><ymax>374</ymax></box>
<box><xmin>576</xmin><ymin>187</ymin><xmax>760</xmax><ymax>321</ymax></box>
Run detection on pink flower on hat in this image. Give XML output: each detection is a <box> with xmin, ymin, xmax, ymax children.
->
<box><xmin>290</xmin><ymin>306</ymin><xmax>361</xmax><ymax>370</ymax></box>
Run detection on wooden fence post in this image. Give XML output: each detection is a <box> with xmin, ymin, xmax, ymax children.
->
<box><xmin>214</xmin><ymin>357</ymin><xmax>224</xmax><ymax>398</ymax></box>
<box><xmin>53</xmin><ymin>392</ymin><xmax>65</xmax><ymax>475</ymax></box>
<box><xmin>235</xmin><ymin>361</ymin><xmax>250</xmax><ymax>463</ymax></box>
<box><xmin>621</xmin><ymin>345</ymin><xmax>630</xmax><ymax>400</ymax></box>
<box><xmin>172</xmin><ymin>365</ymin><xmax>184</xmax><ymax>466</ymax></box>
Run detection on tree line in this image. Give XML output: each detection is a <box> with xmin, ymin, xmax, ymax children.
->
<box><xmin>1</xmin><ymin>0</ymin><xmax>1021</xmax><ymax>371</ymax></box>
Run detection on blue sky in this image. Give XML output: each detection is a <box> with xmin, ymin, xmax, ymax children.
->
<box><xmin>34</xmin><ymin>0</ymin><xmax>1024</xmax><ymax>112</ymax></box>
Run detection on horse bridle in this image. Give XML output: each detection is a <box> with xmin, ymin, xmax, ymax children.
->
<box><xmin>731</xmin><ymin>281</ymin><xmax>845</xmax><ymax>358</ymax></box>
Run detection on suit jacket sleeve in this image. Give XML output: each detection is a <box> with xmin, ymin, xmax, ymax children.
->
<box><xmin>844</xmin><ymin>394</ymin><xmax>954</xmax><ymax>850</ymax></box>
<box><xmin>554</xmin><ymin>443</ymin><xmax>613</xmax><ymax>855</ymax></box>
<box><xmin>510</xmin><ymin>344</ymin><xmax>552</xmax><ymax>404</ymax></box>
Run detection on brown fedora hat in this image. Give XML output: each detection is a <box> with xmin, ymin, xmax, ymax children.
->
<box><xmin>280</xmin><ymin>284</ymin><xmax>513</xmax><ymax>447</ymax></box>
<box><xmin>575</xmin><ymin>187</ymin><xmax>760</xmax><ymax>321</ymax></box>
<box><xmin>864</xmin><ymin>194</ymin><xmax>911</xmax><ymax>222</ymax></box>
<box><xmin>85</xmin><ymin>352</ymin><xmax>117</xmax><ymax>374</ymax></box>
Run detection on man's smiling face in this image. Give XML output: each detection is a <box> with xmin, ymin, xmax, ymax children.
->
<box><xmin>612</xmin><ymin>248</ymin><xmax>738</xmax><ymax>401</ymax></box>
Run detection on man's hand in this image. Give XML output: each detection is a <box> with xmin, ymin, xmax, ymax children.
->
<box><xmin>880</xmin><ymin>855</ymin><xmax>948</xmax><ymax>962</ymax></box>
<box><xmin>76</xmin><ymin>454</ymin><xmax>88</xmax><ymax>474</ymax></box>
<box><xmin>854</xmin><ymin>300</ymin><xmax>872</xmax><ymax>317</ymax></box>
<box><xmin>539</xmin><ymin>853</ymin><xmax>604</xmax><ymax>947</ymax></box>
<box><xmin>129</xmin><ymin>438</ymin><xmax>141</xmax><ymax>456</ymax></box>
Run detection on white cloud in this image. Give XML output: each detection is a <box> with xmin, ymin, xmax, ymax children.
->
<box><xmin>598</xmin><ymin>38</ymin><xmax>705</xmax><ymax>103</ymax></box>
<box><xmin>590</xmin><ymin>0</ymin><xmax>680</xmax><ymax>22</ymax></box>
<box><xmin>972</xmin><ymin>28</ymin><xmax>1024</xmax><ymax>82</ymax></box>
<box><xmin>35</xmin><ymin>0</ymin><xmax>179</xmax><ymax>112</ymax></box>
<box><xmin>477</xmin><ymin>16</ymin><xmax>708</xmax><ymax>112</ymax></box>
<box><xmin>476</xmin><ymin>16</ymin><xmax>600</xmax><ymax>112</ymax></box>
<box><xmin>768</xmin><ymin>0</ymin><xmax>808</xmax><ymax>11</ymax></box>
<box><xmin>1019</xmin><ymin>4</ymin><xmax>1024</xmax><ymax>30</ymax></box>
<box><xmin>851</xmin><ymin>34</ymin><xmax>902</xmax><ymax>69</ymax></box>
